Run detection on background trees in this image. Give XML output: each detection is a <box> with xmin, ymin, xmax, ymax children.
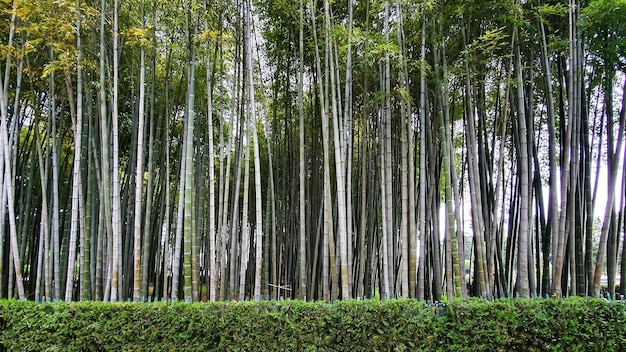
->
<box><xmin>0</xmin><ymin>0</ymin><xmax>625</xmax><ymax>302</ymax></box>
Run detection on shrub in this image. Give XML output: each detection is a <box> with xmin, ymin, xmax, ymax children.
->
<box><xmin>0</xmin><ymin>298</ymin><xmax>624</xmax><ymax>351</ymax></box>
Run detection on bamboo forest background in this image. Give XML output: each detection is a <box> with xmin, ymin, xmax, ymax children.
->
<box><xmin>0</xmin><ymin>0</ymin><xmax>625</xmax><ymax>303</ymax></box>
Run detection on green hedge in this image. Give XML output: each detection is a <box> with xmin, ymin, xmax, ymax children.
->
<box><xmin>1</xmin><ymin>297</ymin><xmax>625</xmax><ymax>351</ymax></box>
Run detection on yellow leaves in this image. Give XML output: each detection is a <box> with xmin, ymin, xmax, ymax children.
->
<box><xmin>0</xmin><ymin>43</ymin><xmax>19</xmax><ymax>59</ymax></box>
<box><xmin>197</xmin><ymin>28</ymin><xmax>219</xmax><ymax>44</ymax></box>
<box><xmin>41</xmin><ymin>61</ymin><xmax>61</xmax><ymax>79</ymax></box>
<box><xmin>472</xmin><ymin>27</ymin><xmax>509</xmax><ymax>55</ymax></box>
<box><xmin>123</xmin><ymin>26</ymin><xmax>153</xmax><ymax>48</ymax></box>
<box><xmin>12</xmin><ymin>1</ymin><xmax>41</xmax><ymax>22</ymax></box>
<box><xmin>41</xmin><ymin>47</ymin><xmax>78</xmax><ymax>79</ymax></box>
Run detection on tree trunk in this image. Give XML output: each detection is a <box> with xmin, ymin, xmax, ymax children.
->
<box><xmin>514</xmin><ymin>43</ymin><xmax>530</xmax><ymax>298</ymax></box>
<box><xmin>298</xmin><ymin>0</ymin><xmax>307</xmax><ymax>301</ymax></box>
<box><xmin>133</xmin><ymin>1</ymin><xmax>147</xmax><ymax>301</ymax></box>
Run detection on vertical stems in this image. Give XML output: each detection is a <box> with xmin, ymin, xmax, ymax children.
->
<box><xmin>133</xmin><ymin>0</ymin><xmax>147</xmax><ymax>301</ymax></box>
<box><xmin>298</xmin><ymin>0</ymin><xmax>307</xmax><ymax>301</ymax></box>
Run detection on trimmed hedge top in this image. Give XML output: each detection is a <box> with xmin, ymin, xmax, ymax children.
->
<box><xmin>1</xmin><ymin>297</ymin><xmax>625</xmax><ymax>351</ymax></box>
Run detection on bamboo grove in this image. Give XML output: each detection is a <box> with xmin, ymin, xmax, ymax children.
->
<box><xmin>0</xmin><ymin>0</ymin><xmax>625</xmax><ymax>303</ymax></box>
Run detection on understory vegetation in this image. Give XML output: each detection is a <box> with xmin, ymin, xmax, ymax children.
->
<box><xmin>1</xmin><ymin>297</ymin><xmax>625</xmax><ymax>351</ymax></box>
<box><xmin>1</xmin><ymin>0</ymin><xmax>626</xmax><ymax>303</ymax></box>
